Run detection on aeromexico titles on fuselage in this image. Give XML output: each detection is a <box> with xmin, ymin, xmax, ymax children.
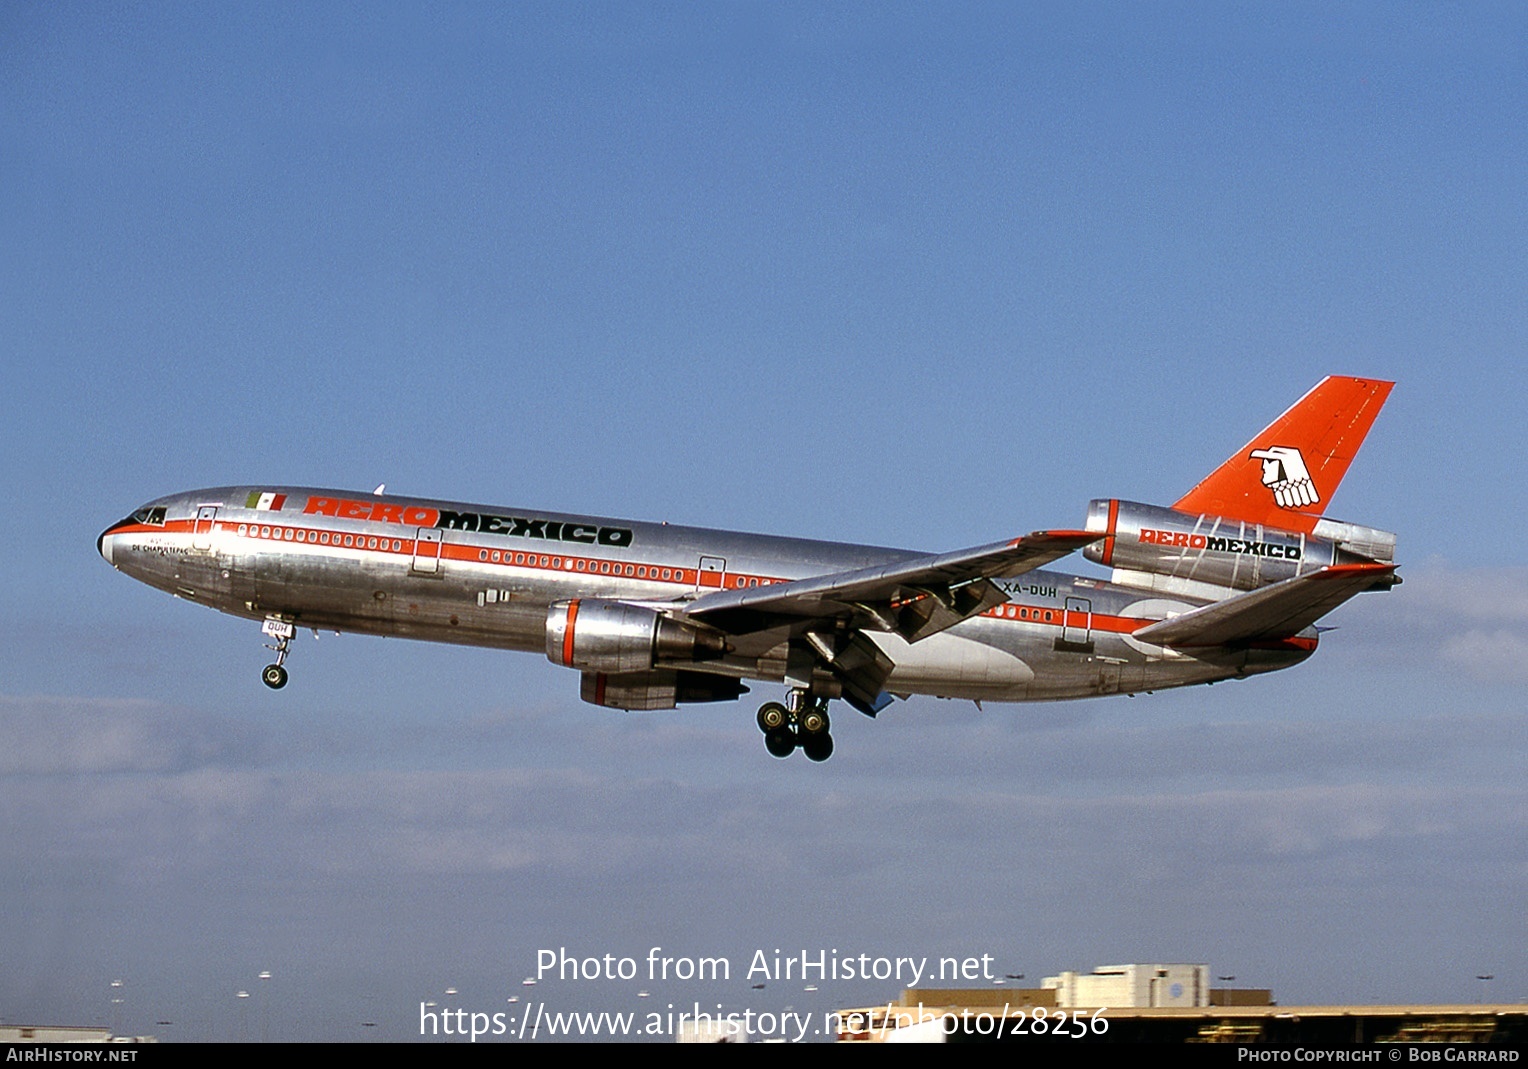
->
<box><xmin>260</xmin><ymin>490</ymin><xmax>635</xmax><ymax>548</ymax></box>
<box><xmin>1136</xmin><ymin>526</ymin><xmax>1302</xmax><ymax>560</ymax></box>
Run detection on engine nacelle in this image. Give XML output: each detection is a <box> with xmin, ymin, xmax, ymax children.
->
<box><xmin>1084</xmin><ymin>499</ymin><xmax>1395</xmax><ymax>596</ymax></box>
<box><xmin>546</xmin><ymin>599</ymin><xmax>729</xmax><ymax>674</ymax></box>
<box><xmin>580</xmin><ymin>669</ymin><xmax>748</xmax><ymax>711</ymax></box>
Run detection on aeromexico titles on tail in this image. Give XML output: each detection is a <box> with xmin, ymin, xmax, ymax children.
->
<box><xmin>99</xmin><ymin>376</ymin><xmax>1398</xmax><ymax>762</ymax></box>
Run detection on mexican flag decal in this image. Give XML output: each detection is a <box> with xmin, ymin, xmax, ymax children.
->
<box><xmin>246</xmin><ymin>491</ymin><xmax>287</xmax><ymax>511</ymax></box>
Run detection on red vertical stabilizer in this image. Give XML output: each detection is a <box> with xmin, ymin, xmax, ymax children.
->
<box><xmin>1173</xmin><ymin>376</ymin><xmax>1393</xmax><ymax>534</ymax></box>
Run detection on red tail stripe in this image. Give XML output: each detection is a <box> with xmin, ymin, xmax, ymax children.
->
<box><xmin>1102</xmin><ymin>498</ymin><xmax>1119</xmax><ymax>567</ymax></box>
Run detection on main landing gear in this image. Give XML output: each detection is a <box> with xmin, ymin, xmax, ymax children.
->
<box><xmin>756</xmin><ymin>690</ymin><xmax>834</xmax><ymax>762</ymax></box>
<box><xmin>261</xmin><ymin>617</ymin><xmax>296</xmax><ymax>689</ymax></box>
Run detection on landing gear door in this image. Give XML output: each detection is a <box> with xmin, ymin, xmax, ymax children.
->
<box><xmin>193</xmin><ymin>506</ymin><xmax>219</xmax><ymax>550</ymax></box>
<box><xmin>412</xmin><ymin>527</ymin><xmax>442</xmax><ymax>575</ymax></box>
<box><xmin>698</xmin><ymin>556</ymin><xmax>726</xmax><ymax>590</ymax></box>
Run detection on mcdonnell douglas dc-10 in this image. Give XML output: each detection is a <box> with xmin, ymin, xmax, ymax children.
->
<box><xmin>99</xmin><ymin>376</ymin><xmax>1397</xmax><ymax>761</ymax></box>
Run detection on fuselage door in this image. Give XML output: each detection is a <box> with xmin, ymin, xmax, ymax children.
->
<box><xmin>192</xmin><ymin>505</ymin><xmax>219</xmax><ymax>550</ymax></box>
<box><xmin>1056</xmin><ymin>596</ymin><xmax>1095</xmax><ymax>653</ymax></box>
<box><xmin>412</xmin><ymin>527</ymin><xmax>442</xmax><ymax>575</ymax></box>
<box><xmin>1062</xmin><ymin>597</ymin><xmax>1092</xmax><ymax>643</ymax></box>
<box><xmin>698</xmin><ymin>556</ymin><xmax>727</xmax><ymax>590</ymax></box>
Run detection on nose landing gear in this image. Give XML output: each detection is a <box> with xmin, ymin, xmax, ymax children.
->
<box><xmin>261</xmin><ymin>617</ymin><xmax>296</xmax><ymax>689</ymax></box>
<box><xmin>756</xmin><ymin>690</ymin><xmax>834</xmax><ymax>761</ymax></box>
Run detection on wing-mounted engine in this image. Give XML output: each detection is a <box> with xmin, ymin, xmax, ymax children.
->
<box><xmin>546</xmin><ymin>599</ymin><xmax>730</xmax><ymax>674</ymax></box>
<box><xmin>580</xmin><ymin>669</ymin><xmax>748</xmax><ymax>711</ymax></box>
<box><xmin>1084</xmin><ymin>499</ymin><xmax>1397</xmax><ymax>598</ymax></box>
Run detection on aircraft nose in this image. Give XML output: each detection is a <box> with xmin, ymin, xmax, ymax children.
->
<box><xmin>98</xmin><ymin>525</ymin><xmax>115</xmax><ymax>566</ymax></box>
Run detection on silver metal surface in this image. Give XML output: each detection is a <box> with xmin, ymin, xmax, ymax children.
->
<box><xmin>96</xmin><ymin>483</ymin><xmax>1325</xmax><ymax>704</ymax></box>
<box><xmin>96</xmin><ymin>377</ymin><xmax>1397</xmax><ymax>754</ymax></box>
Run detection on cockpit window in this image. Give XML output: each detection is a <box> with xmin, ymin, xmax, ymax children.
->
<box><xmin>130</xmin><ymin>507</ymin><xmax>167</xmax><ymax>526</ymax></box>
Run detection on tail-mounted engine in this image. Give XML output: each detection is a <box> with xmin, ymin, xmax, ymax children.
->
<box><xmin>1084</xmin><ymin>499</ymin><xmax>1397</xmax><ymax>597</ymax></box>
<box><xmin>546</xmin><ymin>599</ymin><xmax>730</xmax><ymax>674</ymax></box>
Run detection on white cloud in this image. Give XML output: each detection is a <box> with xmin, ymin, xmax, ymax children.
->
<box><xmin>1440</xmin><ymin>629</ymin><xmax>1528</xmax><ymax>684</ymax></box>
<box><xmin>1398</xmin><ymin>565</ymin><xmax>1528</xmax><ymax>624</ymax></box>
<box><xmin>1341</xmin><ymin>562</ymin><xmax>1528</xmax><ymax>684</ymax></box>
<box><xmin>0</xmin><ymin>694</ymin><xmax>258</xmax><ymax>775</ymax></box>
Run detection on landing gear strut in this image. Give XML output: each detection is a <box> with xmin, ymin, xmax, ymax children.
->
<box><xmin>756</xmin><ymin>690</ymin><xmax>834</xmax><ymax>761</ymax></box>
<box><xmin>261</xmin><ymin>617</ymin><xmax>296</xmax><ymax>689</ymax></box>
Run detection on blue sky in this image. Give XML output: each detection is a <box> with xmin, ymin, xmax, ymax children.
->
<box><xmin>2</xmin><ymin>2</ymin><xmax>1525</xmax><ymax>1041</ymax></box>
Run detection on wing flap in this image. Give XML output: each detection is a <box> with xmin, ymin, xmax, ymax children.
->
<box><xmin>803</xmin><ymin>629</ymin><xmax>897</xmax><ymax>715</ymax></box>
<box><xmin>1131</xmin><ymin>562</ymin><xmax>1396</xmax><ymax>648</ymax></box>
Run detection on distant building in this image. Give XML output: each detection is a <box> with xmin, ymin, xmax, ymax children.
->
<box><xmin>835</xmin><ymin>964</ymin><xmax>1523</xmax><ymax>1045</ymax></box>
<box><xmin>1043</xmin><ymin>964</ymin><xmax>1210</xmax><ymax>1008</ymax></box>
<box><xmin>0</xmin><ymin>1025</ymin><xmax>156</xmax><ymax>1042</ymax></box>
<box><xmin>676</xmin><ymin>1018</ymin><xmax>748</xmax><ymax>1043</ymax></box>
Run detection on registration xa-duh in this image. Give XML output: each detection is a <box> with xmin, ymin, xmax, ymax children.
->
<box><xmin>100</xmin><ymin>377</ymin><xmax>1397</xmax><ymax>761</ymax></box>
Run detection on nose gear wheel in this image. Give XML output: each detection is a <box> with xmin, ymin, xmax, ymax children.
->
<box><xmin>261</xmin><ymin>617</ymin><xmax>297</xmax><ymax>690</ymax></box>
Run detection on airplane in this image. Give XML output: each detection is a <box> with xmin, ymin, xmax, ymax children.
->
<box><xmin>98</xmin><ymin>376</ymin><xmax>1397</xmax><ymax>762</ymax></box>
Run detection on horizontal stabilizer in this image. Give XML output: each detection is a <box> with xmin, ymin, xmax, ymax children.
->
<box><xmin>1131</xmin><ymin>562</ymin><xmax>1396</xmax><ymax>648</ymax></box>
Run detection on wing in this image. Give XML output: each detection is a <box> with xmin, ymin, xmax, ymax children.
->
<box><xmin>682</xmin><ymin>530</ymin><xmax>1100</xmax><ymax>643</ymax></box>
<box><xmin>678</xmin><ymin>530</ymin><xmax>1097</xmax><ymax>716</ymax></box>
<box><xmin>1130</xmin><ymin>561</ymin><xmax>1397</xmax><ymax>648</ymax></box>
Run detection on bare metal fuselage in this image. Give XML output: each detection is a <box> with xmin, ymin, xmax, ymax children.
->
<box><xmin>99</xmin><ymin>485</ymin><xmax>1310</xmax><ymax>705</ymax></box>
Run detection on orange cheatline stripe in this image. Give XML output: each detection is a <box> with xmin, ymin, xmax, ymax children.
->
<box><xmin>978</xmin><ymin>602</ymin><xmax>1160</xmax><ymax>637</ymax></box>
<box><xmin>126</xmin><ymin>518</ymin><xmax>1310</xmax><ymax>643</ymax></box>
<box><xmin>218</xmin><ymin>521</ymin><xmax>721</xmax><ymax>586</ymax></box>
<box><xmin>106</xmin><ymin>520</ymin><xmax>196</xmax><ymax>536</ymax></box>
<box><xmin>1256</xmin><ymin>635</ymin><xmax>1319</xmax><ymax>651</ymax></box>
